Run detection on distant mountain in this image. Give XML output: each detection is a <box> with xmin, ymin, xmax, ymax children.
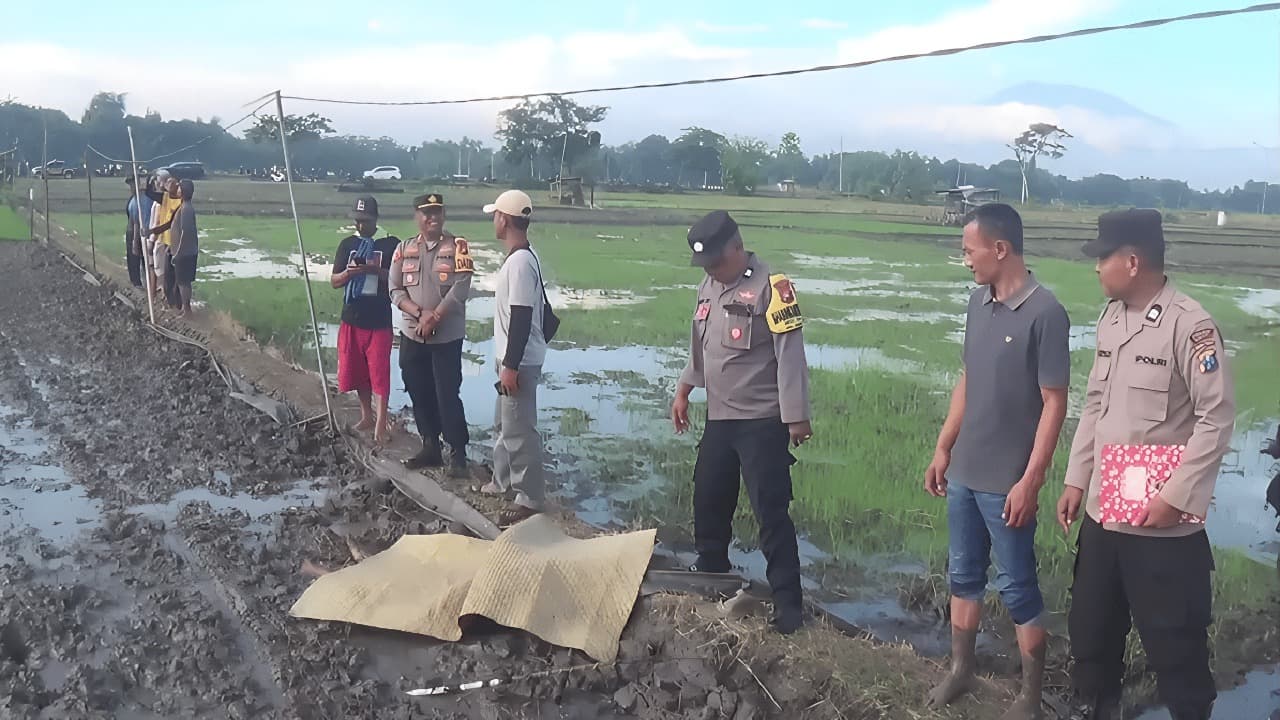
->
<box><xmin>986</xmin><ymin>82</ymin><xmax>1173</xmax><ymax>127</ymax></box>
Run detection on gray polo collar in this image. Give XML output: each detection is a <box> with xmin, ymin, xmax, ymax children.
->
<box><xmin>981</xmin><ymin>271</ymin><xmax>1041</xmax><ymax>310</ymax></box>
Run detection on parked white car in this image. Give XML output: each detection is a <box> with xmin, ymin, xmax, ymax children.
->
<box><xmin>33</xmin><ymin>160</ymin><xmax>76</xmax><ymax>179</ymax></box>
<box><xmin>362</xmin><ymin>166</ymin><xmax>402</xmax><ymax>181</ymax></box>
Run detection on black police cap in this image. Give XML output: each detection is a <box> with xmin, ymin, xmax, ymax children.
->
<box><xmin>414</xmin><ymin>193</ymin><xmax>445</xmax><ymax>210</ymax></box>
<box><xmin>688</xmin><ymin>210</ymin><xmax>739</xmax><ymax>267</ymax></box>
<box><xmin>1082</xmin><ymin>208</ymin><xmax>1164</xmax><ymax>258</ymax></box>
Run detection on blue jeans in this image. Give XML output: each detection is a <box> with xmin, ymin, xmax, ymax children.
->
<box><xmin>946</xmin><ymin>483</ymin><xmax>1044</xmax><ymax>625</ymax></box>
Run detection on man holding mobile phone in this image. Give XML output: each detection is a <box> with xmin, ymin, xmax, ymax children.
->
<box><xmin>331</xmin><ymin>196</ymin><xmax>400</xmax><ymax>444</ymax></box>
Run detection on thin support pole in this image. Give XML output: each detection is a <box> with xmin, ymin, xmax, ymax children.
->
<box><xmin>559</xmin><ymin>131</ymin><xmax>569</xmax><ymax>185</ymax></box>
<box><xmin>41</xmin><ymin>116</ymin><xmax>49</xmax><ymax>246</ymax></box>
<box><xmin>838</xmin><ymin>137</ymin><xmax>843</xmax><ymax>195</ymax></box>
<box><xmin>274</xmin><ymin>91</ymin><xmax>336</xmax><ymax>435</ymax></box>
<box><xmin>127</xmin><ymin>126</ymin><xmax>157</xmax><ymax>325</ymax></box>
<box><xmin>27</xmin><ymin>187</ymin><xmax>34</xmax><ymax>242</ymax></box>
<box><xmin>85</xmin><ymin>151</ymin><xmax>96</xmax><ymax>272</ymax></box>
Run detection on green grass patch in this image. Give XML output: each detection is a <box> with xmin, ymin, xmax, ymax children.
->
<box><xmin>0</xmin><ymin>205</ymin><xmax>28</xmax><ymax>241</ymax></box>
<box><xmin>200</xmin><ymin>276</ymin><xmax>342</xmax><ymax>351</ymax></box>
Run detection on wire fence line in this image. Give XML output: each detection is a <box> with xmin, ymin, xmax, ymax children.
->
<box><xmin>84</xmin><ymin>97</ymin><xmax>274</xmax><ymax>166</ymax></box>
<box><xmin>274</xmin><ymin>3</ymin><xmax>1280</xmax><ymax>107</ymax></box>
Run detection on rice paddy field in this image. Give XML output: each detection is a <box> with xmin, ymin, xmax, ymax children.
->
<box><xmin>0</xmin><ymin>203</ymin><xmax>28</xmax><ymax>241</ymax></box>
<box><xmin>32</xmin><ymin>176</ymin><xmax>1280</xmax><ymax>672</ymax></box>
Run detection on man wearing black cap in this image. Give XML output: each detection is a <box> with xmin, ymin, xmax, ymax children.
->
<box><xmin>389</xmin><ymin>192</ymin><xmax>473</xmax><ymax>474</ymax></box>
<box><xmin>331</xmin><ymin>196</ymin><xmax>401</xmax><ymax>444</ymax></box>
<box><xmin>124</xmin><ymin>174</ymin><xmax>152</xmax><ymax>288</ymax></box>
<box><xmin>1056</xmin><ymin>209</ymin><xmax>1235</xmax><ymax>720</ymax></box>
<box><xmin>671</xmin><ymin>210</ymin><xmax>812</xmax><ymax>634</ymax></box>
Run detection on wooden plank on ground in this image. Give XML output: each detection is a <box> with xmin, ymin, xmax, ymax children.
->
<box><xmin>373</xmin><ymin>456</ymin><xmax>501</xmax><ymax>540</ymax></box>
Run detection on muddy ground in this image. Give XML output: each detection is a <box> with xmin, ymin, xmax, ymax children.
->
<box><xmin>0</xmin><ymin>239</ymin><xmax>1040</xmax><ymax>719</ymax></box>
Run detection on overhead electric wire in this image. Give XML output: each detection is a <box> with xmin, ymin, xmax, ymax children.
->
<box><xmin>278</xmin><ymin>3</ymin><xmax>1280</xmax><ymax>107</ymax></box>
<box><xmin>85</xmin><ymin>97</ymin><xmax>274</xmax><ymax>165</ymax></box>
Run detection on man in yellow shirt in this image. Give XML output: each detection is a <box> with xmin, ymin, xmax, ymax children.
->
<box><xmin>146</xmin><ymin>175</ymin><xmax>185</xmax><ymax>308</ymax></box>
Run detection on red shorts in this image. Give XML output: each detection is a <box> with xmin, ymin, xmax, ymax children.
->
<box><xmin>336</xmin><ymin>322</ymin><xmax>392</xmax><ymax>398</ymax></box>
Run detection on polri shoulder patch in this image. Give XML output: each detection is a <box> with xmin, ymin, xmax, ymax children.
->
<box><xmin>1189</xmin><ymin>327</ymin><xmax>1217</xmax><ymax>358</ymax></box>
<box><xmin>766</xmin><ymin>274</ymin><xmax>803</xmax><ymax>333</ymax></box>
<box><xmin>1190</xmin><ymin>328</ymin><xmax>1214</xmax><ymax>345</ymax></box>
<box><xmin>453</xmin><ymin>237</ymin><xmax>474</xmax><ymax>273</ymax></box>
<box><xmin>1197</xmin><ymin>348</ymin><xmax>1219</xmax><ymax>374</ymax></box>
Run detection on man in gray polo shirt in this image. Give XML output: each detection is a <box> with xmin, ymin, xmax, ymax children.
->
<box><xmin>924</xmin><ymin>203</ymin><xmax>1070</xmax><ymax>720</ymax></box>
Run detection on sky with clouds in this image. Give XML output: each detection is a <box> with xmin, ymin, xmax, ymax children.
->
<box><xmin>3</xmin><ymin>0</ymin><xmax>1277</xmax><ymax>188</ymax></box>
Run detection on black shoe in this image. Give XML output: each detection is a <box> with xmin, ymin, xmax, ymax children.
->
<box><xmin>1069</xmin><ymin>695</ymin><xmax>1121</xmax><ymax>720</ymax></box>
<box><xmin>689</xmin><ymin>556</ymin><xmax>731</xmax><ymax>574</ymax></box>
<box><xmin>769</xmin><ymin>606</ymin><xmax>803</xmax><ymax>635</ymax></box>
<box><xmin>403</xmin><ymin>443</ymin><xmax>443</xmax><ymax>470</ymax></box>
<box><xmin>449</xmin><ymin>452</ymin><xmax>468</xmax><ymax>478</ymax></box>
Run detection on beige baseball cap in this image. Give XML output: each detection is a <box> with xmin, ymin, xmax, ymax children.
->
<box><xmin>482</xmin><ymin>189</ymin><xmax>533</xmax><ymax>217</ymax></box>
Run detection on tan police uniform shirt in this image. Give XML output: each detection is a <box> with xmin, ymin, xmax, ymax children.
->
<box><xmin>1064</xmin><ymin>281</ymin><xmax>1235</xmax><ymax>537</ymax></box>
<box><xmin>678</xmin><ymin>253</ymin><xmax>811</xmax><ymax>423</ymax></box>
<box><xmin>389</xmin><ymin>232</ymin><xmax>473</xmax><ymax>345</ymax></box>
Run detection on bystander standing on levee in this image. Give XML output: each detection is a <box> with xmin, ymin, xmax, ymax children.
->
<box><xmin>123</xmin><ymin>174</ymin><xmax>151</xmax><ymax>288</ymax></box>
<box><xmin>331</xmin><ymin>196</ymin><xmax>399</xmax><ymax>445</ymax></box>
<box><xmin>924</xmin><ymin>203</ymin><xmax>1071</xmax><ymax>720</ymax></box>
<box><xmin>167</xmin><ymin>179</ymin><xmax>199</xmax><ymax>317</ymax></box>
<box><xmin>483</xmin><ymin>190</ymin><xmax>549</xmax><ymax>528</ymax></box>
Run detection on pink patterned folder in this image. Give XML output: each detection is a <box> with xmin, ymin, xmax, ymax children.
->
<box><xmin>1099</xmin><ymin>444</ymin><xmax>1204</xmax><ymax>525</ymax></box>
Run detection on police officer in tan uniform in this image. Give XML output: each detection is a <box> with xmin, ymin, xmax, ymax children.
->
<box><xmin>389</xmin><ymin>193</ymin><xmax>474</xmax><ymax>475</ymax></box>
<box><xmin>671</xmin><ymin>210</ymin><xmax>812</xmax><ymax>634</ymax></box>
<box><xmin>1056</xmin><ymin>209</ymin><xmax>1235</xmax><ymax>720</ymax></box>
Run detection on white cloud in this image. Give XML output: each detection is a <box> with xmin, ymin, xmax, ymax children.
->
<box><xmin>693</xmin><ymin>21</ymin><xmax>770</xmax><ymax>34</ymax></box>
<box><xmin>285</xmin><ymin>37</ymin><xmax>560</xmax><ymax>101</ymax></box>
<box><xmin>801</xmin><ymin>18</ymin><xmax>848</xmax><ymax>30</ymax></box>
<box><xmin>0</xmin><ymin>32</ymin><xmax>756</xmax><ymax>141</ymax></box>
<box><xmin>367</xmin><ymin>19</ymin><xmax>382</xmax><ymax>32</ymax></box>
<box><xmin>560</xmin><ymin>30</ymin><xmax>751</xmax><ymax>76</ymax></box>
<box><xmin>854</xmin><ymin>101</ymin><xmax>1181</xmax><ymax>153</ymax></box>
<box><xmin>836</xmin><ymin>0</ymin><xmax>1112</xmax><ymax>63</ymax></box>
<box><xmin>0</xmin><ymin>42</ymin><xmax>261</xmax><ymax>123</ymax></box>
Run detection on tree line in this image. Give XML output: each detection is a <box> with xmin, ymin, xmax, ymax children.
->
<box><xmin>1</xmin><ymin>92</ymin><xmax>1274</xmax><ymax>215</ymax></box>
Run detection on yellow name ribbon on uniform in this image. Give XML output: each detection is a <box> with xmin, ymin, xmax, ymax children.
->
<box><xmin>454</xmin><ymin>238</ymin><xmax>475</xmax><ymax>273</ymax></box>
<box><xmin>766</xmin><ymin>274</ymin><xmax>803</xmax><ymax>333</ymax></box>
